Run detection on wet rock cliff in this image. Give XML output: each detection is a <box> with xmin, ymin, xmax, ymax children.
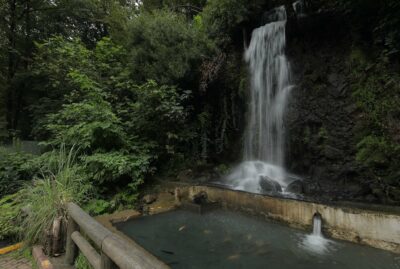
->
<box><xmin>285</xmin><ymin>11</ymin><xmax>400</xmax><ymax>204</ymax></box>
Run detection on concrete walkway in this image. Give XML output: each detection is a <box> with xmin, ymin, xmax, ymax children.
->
<box><xmin>0</xmin><ymin>254</ymin><xmax>32</xmax><ymax>269</ymax></box>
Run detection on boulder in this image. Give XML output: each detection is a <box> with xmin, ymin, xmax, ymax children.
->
<box><xmin>259</xmin><ymin>176</ymin><xmax>282</xmax><ymax>193</ymax></box>
<box><xmin>193</xmin><ymin>191</ymin><xmax>208</xmax><ymax>204</ymax></box>
<box><xmin>177</xmin><ymin>169</ymin><xmax>193</xmax><ymax>182</ymax></box>
<box><xmin>142</xmin><ymin>194</ymin><xmax>157</xmax><ymax>204</ymax></box>
<box><xmin>286</xmin><ymin>180</ymin><xmax>304</xmax><ymax>194</ymax></box>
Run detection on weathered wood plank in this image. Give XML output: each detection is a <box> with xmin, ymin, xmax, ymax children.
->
<box><xmin>100</xmin><ymin>251</ymin><xmax>117</xmax><ymax>269</ymax></box>
<box><xmin>67</xmin><ymin>203</ymin><xmax>112</xmax><ymax>247</ymax></box>
<box><xmin>102</xmin><ymin>234</ymin><xmax>169</xmax><ymax>269</ymax></box>
<box><xmin>67</xmin><ymin>202</ymin><xmax>170</xmax><ymax>269</ymax></box>
<box><xmin>65</xmin><ymin>217</ymin><xmax>78</xmax><ymax>265</ymax></box>
<box><xmin>71</xmin><ymin>231</ymin><xmax>101</xmax><ymax>269</ymax></box>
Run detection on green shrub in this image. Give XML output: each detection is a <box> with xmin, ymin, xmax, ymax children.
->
<box><xmin>0</xmin><ymin>148</ymin><xmax>37</xmax><ymax>197</ymax></box>
<box><xmin>84</xmin><ymin>199</ymin><xmax>112</xmax><ymax>216</ymax></box>
<box><xmin>356</xmin><ymin>135</ymin><xmax>399</xmax><ymax>167</ymax></box>
<box><xmin>82</xmin><ymin>151</ymin><xmax>152</xmax><ymax>192</ymax></box>
<box><xmin>128</xmin><ymin>80</ymin><xmax>188</xmax><ymax>157</ymax></box>
<box><xmin>0</xmin><ymin>193</ymin><xmax>23</xmax><ymax>240</ymax></box>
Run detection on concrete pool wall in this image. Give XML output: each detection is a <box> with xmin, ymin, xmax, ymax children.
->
<box><xmin>98</xmin><ymin>184</ymin><xmax>400</xmax><ymax>255</ymax></box>
<box><xmin>179</xmin><ymin>185</ymin><xmax>400</xmax><ymax>254</ymax></box>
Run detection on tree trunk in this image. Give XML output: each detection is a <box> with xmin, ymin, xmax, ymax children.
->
<box><xmin>7</xmin><ymin>0</ymin><xmax>17</xmax><ymax>131</ymax></box>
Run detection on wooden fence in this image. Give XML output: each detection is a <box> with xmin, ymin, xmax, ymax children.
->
<box><xmin>65</xmin><ymin>203</ymin><xmax>169</xmax><ymax>269</ymax></box>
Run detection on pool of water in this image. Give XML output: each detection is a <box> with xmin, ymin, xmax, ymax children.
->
<box><xmin>115</xmin><ymin>209</ymin><xmax>400</xmax><ymax>269</ymax></box>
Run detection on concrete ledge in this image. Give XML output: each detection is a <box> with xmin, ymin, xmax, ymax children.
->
<box><xmin>184</xmin><ymin>185</ymin><xmax>400</xmax><ymax>253</ymax></box>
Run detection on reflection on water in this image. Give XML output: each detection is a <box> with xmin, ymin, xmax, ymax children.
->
<box><xmin>116</xmin><ymin>210</ymin><xmax>400</xmax><ymax>269</ymax></box>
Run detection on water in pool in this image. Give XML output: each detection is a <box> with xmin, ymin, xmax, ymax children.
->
<box><xmin>115</xmin><ymin>209</ymin><xmax>400</xmax><ymax>269</ymax></box>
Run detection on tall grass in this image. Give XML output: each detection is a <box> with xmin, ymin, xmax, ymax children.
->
<box><xmin>20</xmin><ymin>145</ymin><xmax>91</xmax><ymax>246</ymax></box>
<box><xmin>75</xmin><ymin>253</ymin><xmax>94</xmax><ymax>269</ymax></box>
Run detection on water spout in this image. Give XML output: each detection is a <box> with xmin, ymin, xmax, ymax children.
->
<box><xmin>312</xmin><ymin>213</ymin><xmax>322</xmax><ymax>237</ymax></box>
<box><xmin>299</xmin><ymin>212</ymin><xmax>335</xmax><ymax>254</ymax></box>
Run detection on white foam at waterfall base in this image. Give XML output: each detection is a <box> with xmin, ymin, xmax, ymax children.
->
<box><xmin>226</xmin><ymin>161</ymin><xmax>288</xmax><ymax>193</ymax></box>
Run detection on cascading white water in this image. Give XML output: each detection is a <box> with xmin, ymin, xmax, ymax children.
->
<box><xmin>244</xmin><ymin>6</ymin><xmax>291</xmax><ymax>164</ymax></box>
<box><xmin>226</xmin><ymin>6</ymin><xmax>294</xmax><ymax>193</ymax></box>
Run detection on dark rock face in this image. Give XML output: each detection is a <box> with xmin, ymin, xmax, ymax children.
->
<box><xmin>283</xmin><ymin>14</ymin><xmax>378</xmax><ymax>202</ymax></box>
<box><xmin>286</xmin><ymin>180</ymin><xmax>304</xmax><ymax>194</ymax></box>
<box><xmin>259</xmin><ymin>176</ymin><xmax>282</xmax><ymax>193</ymax></box>
<box><xmin>302</xmin><ymin>179</ymin><xmax>321</xmax><ymax>196</ymax></box>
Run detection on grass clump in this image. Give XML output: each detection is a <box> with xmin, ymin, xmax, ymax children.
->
<box><xmin>20</xmin><ymin>145</ymin><xmax>91</xmax><ymax>247</ymax></box>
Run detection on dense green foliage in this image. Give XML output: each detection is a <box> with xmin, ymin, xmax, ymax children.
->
<box><xmin>0</xmin><ymin>193</ymin><xmax>23</xmax><ymax>240</ymax></box>
<box><xmin>125</xmin><ymin>10</ymin><xmax>209</xmax><ymax>84</ymax></box>
<box><xmin>0</xmin><ymin>148</ymin><xmax>36</xmax><ymax>197</ymax></box>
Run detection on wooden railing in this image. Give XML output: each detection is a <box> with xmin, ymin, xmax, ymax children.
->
<box><xmin>65</xmin><ymin>202</ymin><xmax>169</xmax><ymax>269</ymax></box>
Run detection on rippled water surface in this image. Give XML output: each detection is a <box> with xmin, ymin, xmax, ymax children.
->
<box><xmin>116</xmin><ymin>210</ymin><xmax>400</xmax><ymax>269</ymax></box>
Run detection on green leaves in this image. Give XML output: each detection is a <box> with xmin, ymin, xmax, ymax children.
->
<box><xmin>0</xmin><ymin>148</ymin><xmax>37</xmax><ymax>197</ymax></box>
<box><xmin>82</xmin><ymin>151</ymin><xmax>152</xmax><ymax>186</ymax></box>
<box><xmin>129</xmin><ymin>80</ymin><xmax>188</xmax><ymax>137</ymax></box>
<box><xmin>0</xmin><ymin>193</ymin><xmax>23</xmax><ymax>240</ymax></box>
<box><xmin>201</xmin><ymin>0</ymin><xmax>248</xmax><ymax>34</ymax></box>
<box><xmin>356</xmin><ymin>136</ymin><xmax>400</xmax><ymax>167</ymax></box>
<box><xmin>125</xmin><ymin>10</ymin><xmax>209</xmax><ymax>85</ymax></box>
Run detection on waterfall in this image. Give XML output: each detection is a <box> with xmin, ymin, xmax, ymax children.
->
<box><xmin>244</xmin><ymin>6</ymin><xmax>291</xmax><ymax>165</ymax></box>
<box><xmin>226</xmin><ymin>6</ymin><xmax>294</xmax><ymax>193</ymax></box>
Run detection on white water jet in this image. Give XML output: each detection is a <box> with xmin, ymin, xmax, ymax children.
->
<box><xmin>226</xmin><ymin>6</ymin><xmax>294</xmax><ymax>193</ymax></box>
<box><xmin>312</xmin><ymin>213</ymin><xmax>322</xmax><ymax>236</ymax></box>
<box><xmin>300</xmin><ymin>213</ymin><xmax>336</xmax><ymax>254</ymax></box>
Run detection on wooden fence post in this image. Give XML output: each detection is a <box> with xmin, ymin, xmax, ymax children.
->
<box><xmin>65</xmin><ymin>217</ymin><xmax>79</xmax><ymax>265</ymax></box>
<box><xmin>101</xmin><ymin>251</ymin><xmax>116</xmax><ymax>269</ymax></box>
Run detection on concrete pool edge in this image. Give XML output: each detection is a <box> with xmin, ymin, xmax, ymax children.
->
<box><xmin>182</xmin><ymin>185</ymin><xmax>400</xmax><ymax>254</ymax></box>
<box><xmin>98</xmin><ymin>184</ymin><xmax>400</xmax><ymax>255</ymax></box>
